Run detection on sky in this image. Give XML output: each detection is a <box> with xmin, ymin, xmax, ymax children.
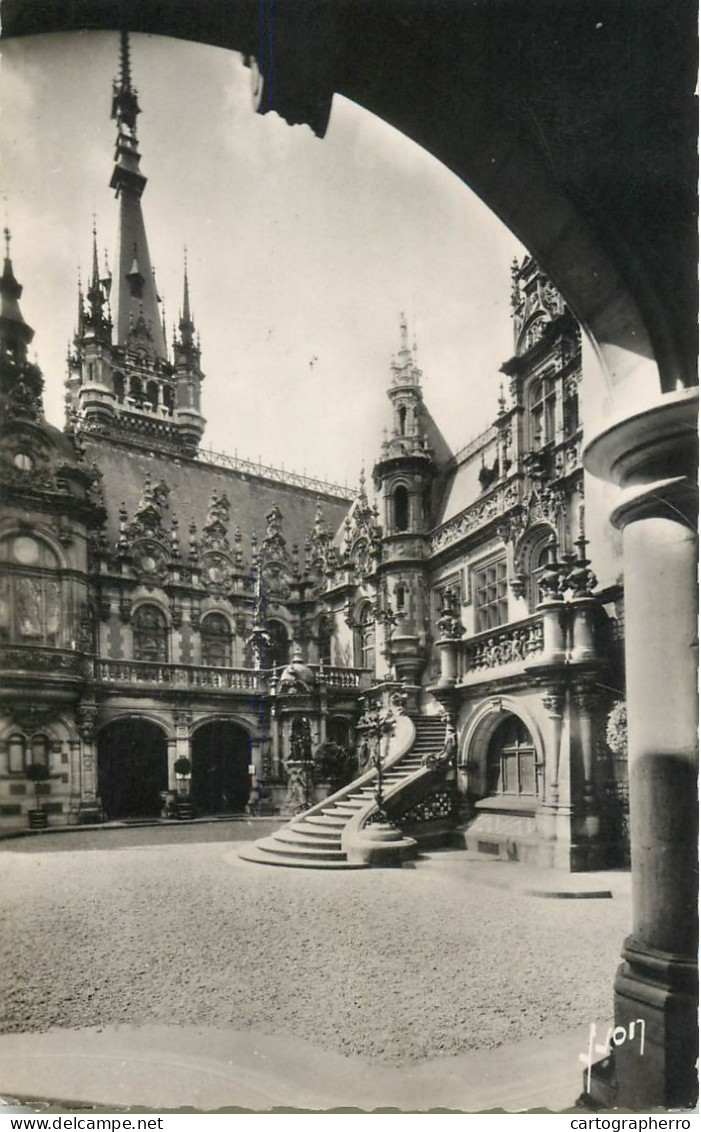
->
<box><xmin>0</xmin><ymin>31</ymin><xmax>527</xmax><ymax>490</ymax></box>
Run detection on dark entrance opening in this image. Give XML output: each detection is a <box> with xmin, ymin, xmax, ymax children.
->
<box><xmin>97</xmin><ymin>718</ymin><xmax>168</xmax><ymax>820</ymax></box>
<box><xmin>191</xmin><ymin>720</ymin><xmax>250</xmax><ymax>815</ymax></box>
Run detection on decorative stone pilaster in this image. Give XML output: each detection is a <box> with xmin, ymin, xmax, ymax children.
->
<box><xmin>541</xmin><ymin>688</ymin><xmax>565</xmax><ymax>813</ymax></box>
<box><xmin>584</xmin><ymin>387</ymin><xmax>698</xmax><ymax>1110</ymax></box>
<box><xmin>76</xmin><ymin>697</ymin><xmax>101</xmax><ymax>823</ymax></box>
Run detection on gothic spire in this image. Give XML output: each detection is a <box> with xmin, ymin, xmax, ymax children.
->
<box><xmin>109</xmin><ymin>32</ymin><xmax>167</xmax><ymax>359</ymax></box>
<box><xmin>0</xmin><ymin>230</ymin><xmax>44</xmax><ymax>418</ymax></box>
<box><xmin>0</xmin><ymin>228</ymin><xmax>34</xmax><ymax>359</ymax></box>
<box><xmin>179</xmin><ymin>249</ymin><xmax>195</xmax><ymax>346</ymax></box>
<box><xmin>85</xmin><ymin>220</ymin><xmax>109</xmax><ymax>336</ymax></box>
<box><xmin>390</xmin><ymin>311</ymin><xmax>422</xmax><ymax>389</ymax></box>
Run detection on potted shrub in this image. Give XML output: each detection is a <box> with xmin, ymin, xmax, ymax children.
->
<box><xmin>313</xmin><ymin>741</ymin><xmax>356</xmax><ymax>797</ymax></box>
<box><xmin>173</xmin><ymin>756</ymin><xmax>194</xmax><ymax>820</ymax></box>
<box><xmin>25</xmin><ymin>762</ymin><xmax>51</xmax><ymax>830</ymax></box>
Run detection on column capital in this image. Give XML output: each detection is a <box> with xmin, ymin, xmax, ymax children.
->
<box><xmin>610</xmin><ymin>475</ymin><xmax>697</xmax><ymax>531</ymax></box>
<box><xmin>584</xmin><ymin>387</ymin><xmax>697</xmax><ymax>490</ymax></box>
<box><xmin>542</xmin><ymin>688</ymin><xmax>565</xmax><ymax>717</ymax></box>
<box><xmin>573</xmin><ymin>682</ymin><xmax>600</xmax><ymax>715</ymax></box>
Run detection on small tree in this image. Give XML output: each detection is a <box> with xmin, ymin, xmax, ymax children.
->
<box><xmin>25</xmin><ymin>762</ymin><xmax>51</xmax><ymax>811</ymax></box>
<box><xmin>313</xmin><ymin>741</ymin><xmax>356</xmax><ymax>794</ymax></box>
<box><xmin>173</xmin><ymin>756</ymin><xmax>192</xmax><ymax>797</ymax></box>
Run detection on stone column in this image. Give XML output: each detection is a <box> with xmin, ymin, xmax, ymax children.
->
<box><xmin>68</xmin><ymin>739</ymin><xmax>82</xmax><ymax>823</ymax></box>
<box><xmin>270</xmin><ymin>702</ymin><xmax>281</xmax><ymax>777</ymax></box>
<box><xmin>435</xmin><ymin>637</ymin><xmax>458</xmax><ymax>686</ymax></box>
<box><xmin>166</xmin><ymin>739</ymin><xmax>178</xmax><ymax>792</ymax></box>
<box><xmin>584</xmin><ymin>388</ymin><xmax>698</xmax><ymax>1109</ymax></box>
<box><xmin>538</xmin><ymin>599</ymin><xmax>566</xmax><ymax>664</ymax></box>
<box><xmin>574</xmin><ymin>683</ymin><xmax>600</xmax><ymax>838</ymax></box>
<box><xmin>537</xmin><ymin>689</ymin><xmax>566</xmax><ymax>859</ymax></box>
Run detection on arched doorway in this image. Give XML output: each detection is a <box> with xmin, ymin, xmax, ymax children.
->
<box><xmin>97</xmin><ymin>718</ymin><xmax>168</xmax><ymax>820</ymax></box>
<box><xmin>190</xmin><ymin>720</ymin><xmax>250</xmax><ymax>814</ymax></box>
<box><xmin>486</xmin><ymin>714</ymin><xmax>539</xmax><ymax>800</ymax></box>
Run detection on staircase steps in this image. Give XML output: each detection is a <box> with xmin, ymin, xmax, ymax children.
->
<box><xmin>238</xmin><ymin>714</ymin><xmax>446</xmax><ymax>869</ymax></box>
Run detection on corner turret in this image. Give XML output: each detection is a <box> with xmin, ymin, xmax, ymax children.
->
<box><xmin>372</xmin><ymin>314</ymin><xmax>436</xmax><ymax>682</ymax></box>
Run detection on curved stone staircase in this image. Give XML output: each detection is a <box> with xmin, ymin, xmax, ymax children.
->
<box><xmin>239</xmin><ymin>715</ymin><xmax>447</xmax><ymax>869</ymax></box>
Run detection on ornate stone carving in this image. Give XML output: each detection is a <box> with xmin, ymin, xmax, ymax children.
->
<box><xmin>436</xmin><ymin>588</ymin><xmax>463</xmax><ymax>640</ymax></box>
<box><xmin>76</xmin><ymin>698</ymin><xmax>98</xmax><ymax>743</ymax></box>
<box><xmin>10</xmin><ymin>704</ymin><xmax>57</xmax><ymax>733</ymax></box>
<box><xmin>463</xmin><ymin>619</ymin><xmax>544</xmax><ymax>671</ymax></box>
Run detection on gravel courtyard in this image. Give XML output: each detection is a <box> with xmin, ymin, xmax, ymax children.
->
<box><xmin>0</xmin><ymin>828</ymin><xmax>630</xmax><ymax>1065</ymax></box>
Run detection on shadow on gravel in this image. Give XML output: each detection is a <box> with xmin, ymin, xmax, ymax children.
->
<box><xmin>0</xmin><ymin>819</ymin><xmax>284</xmax><ymax>852</ymax></box>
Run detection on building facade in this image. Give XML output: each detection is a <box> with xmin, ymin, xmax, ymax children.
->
<box><xmin>0</xmin><ymin>35</ymin><xmax>627</xmax><ymax>871</ymax></box>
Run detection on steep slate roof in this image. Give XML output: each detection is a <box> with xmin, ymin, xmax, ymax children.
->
<box><xmin>434</xmin><ymin>424</ymin><xmax>498</xmax><ymax>528</ymax></box>
<box><xmin>84</xmin><ymin>439</ymin><xmax>351</xmax><ymax>560</ymax></box>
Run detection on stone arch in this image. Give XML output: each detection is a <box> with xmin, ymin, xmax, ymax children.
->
<box><xmin>200</xmin><ymin>609</ymin><xmax>233</xmax><ymax>666</ymax></box>
<box><xmin>97</xmin><ymin>710</ymin><xmax>175</xmax><ymax>742</ymax></box>
<box><xmin>131</xmin><ymin>601</ymin><xmax>170</xmax><ymax>662</ymax></box>
<box><xmin>97</xmin><ymin>715</ymin><xmax>169</xmax><ymax>819</ymax></box>
<box><xmin>513</xmin><ymin>522</ymin><xmax>556</xmax><ymax>613</ymax></box>
<box><xmin>460</xmin><ymin>697</ymin><xmax>545</xmax><ymax>801</ymax></box>
<box><xmin>264</xmin><ymin>617</ymin><xmax>291</xmax><ymax>668</ymax></box>
<box><xmin>190</xmin><ymin>716</ymin><xmax>252</xmax><ymax>814</ymax></box>
<box><xmin>0</xmin><ymin>525</ymin><xmax>68</xmax><ymax>570</ymax></box>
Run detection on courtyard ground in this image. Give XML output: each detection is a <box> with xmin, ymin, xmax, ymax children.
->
<box><xmin>0</xmin><ymin>824</ymin><xmax>631</xmax><ymax>1110</ymax></box>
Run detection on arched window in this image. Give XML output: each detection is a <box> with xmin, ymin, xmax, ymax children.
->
<box><xmin>201</xmin><ymin>612</ymin><xmax>231</xmax><ymax>667</ymax></box>
<box><xmin>395</xmin><ymin>584</ymin><xmax>406</xmax><ymax>612</ymax></box>
<box><xmin>529</xmin><ymin>540</ymin><xmax>554</xmax><ymax>612</ymax></box>
<box><xmin>113</xmin><ymin>372</ymin><xmax>126</xmax><ymax>403</ymax></box>
<box><xmin>162</xmin><ymin>385</ymin><xmax>174</xmax><ymax>413</ymax></box>
<box><xmin>132</xmin><ymin>604</ymin><xmax>168</xmax><ymax>663</ymax></box>
<box><xmin>327</xmin><ymin>717</ymin><xmax>351</xmax><ymax>749</ymax></box>
<box><xmin>398</xmin><ymin>405</ymin><xmax>407</xmax><ymax>436</ymax></box>
<box><xmin>487</xmin><ymin>715</ymin><xmax>538</xmax><ymax>797</ymax></box>
<box><xmin>393</xmin><ymin>485</ymin><xmax>409</xmax><ymax>532</ymax></box>
<box><xmin>0</xmin><ymin>535</ymin><xmax>62</xmax><ymax>646</ymax></box>
<box><xmin>265</xmin><ymin>620</ymin><xmax>290</xmax><ymax>669</ymax></box>
<box><xmin>8</xmin><ymin>734</ymin><xmax>26</xmax><ymax>775</ymax></box>
<box><xmin>30</xmin><ymin>734</ymin><xmax>50</xmax><ymax>770</ymax></box>
<box><xmin>130</xmin><ymin>376</ymin><xmax>143</xmax><ymax>403</ymax></box>
<box><xmin>564</xmin><ymin>389</ymin><xmax>579</xmax><ymax>436</ymax></box>
<box><xmin>146</xmin><ymin>380</ymin><xmax>159</xmax><ymax>411</ymax></box>
<box><xmin>317</xmin><ymin>617</ymin><xmax>332</xmax><ymax>666</ymax></box>
<box><xmin>355</xmin><ymin>604</ymin><xmax>375</xmax><ymax>671</ymax></box>
<box><xmin>529</xmin><ymin>375</ymin><xmax>556</xmax><ymax>447</ymax></box>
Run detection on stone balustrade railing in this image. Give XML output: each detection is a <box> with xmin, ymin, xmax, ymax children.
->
<box><xmin>0</xmin><ymin>644</ymin><xmax>86</xmax><ymax>675</ymax></box>
<box><xmin>97</xmin><ymin>659</ymin><xmax>262</xmax><ymax>690</ymax></box>
<box><xmin>458</xmin><ymin>614</ymin><xmax>544</xmax><ymax>677</ymax></box>
<box><xmin>97</xmin><ymin>658</ymin><xmax>371</xmax><ymax>692</ymax></box>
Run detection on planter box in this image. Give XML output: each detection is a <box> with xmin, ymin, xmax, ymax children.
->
<box><xmin>28</xmin><ymin>809</ymin><xmax>48</xmax><ymax>830</ymax></box>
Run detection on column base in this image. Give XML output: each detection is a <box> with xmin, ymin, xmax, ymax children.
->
<box><xmin>588</xmin><ymin>938</ymin><xmax>698</xmax><ymax>1110</ymax></box>
<box><xmin>76</xmin><ymin>800</ymin><xmax>104</xmax><ymax>824</ymax></box>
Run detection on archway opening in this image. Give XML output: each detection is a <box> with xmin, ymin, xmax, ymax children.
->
<box><xmin>486</xmin><ymin>714</ymin><xmax>539</xmax><ymax>799</ymax></box>
<box><xmin>97</xmin><ymin>718</ymin><xmax>168</xmax><ymax>820</ymax></box>
<box><xmin>190</xmin><ymin>720</ymin><xmax>250</xmax><ymax>815</ymax></box>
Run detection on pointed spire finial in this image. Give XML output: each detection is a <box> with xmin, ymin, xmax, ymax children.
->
<box><xmin>182</xmin><ymin>247</ymin><xmax>191</xmax><ymax>323</ymax></box>
<box><xmin>3</xmin><ymin>227</ymin><xmax>10</xmax><ymax>260</ymax></box>
<box><xmin>120</xmin><ymin>29</ymin><xmax>132</xmax><ymax>92</ymax></box>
